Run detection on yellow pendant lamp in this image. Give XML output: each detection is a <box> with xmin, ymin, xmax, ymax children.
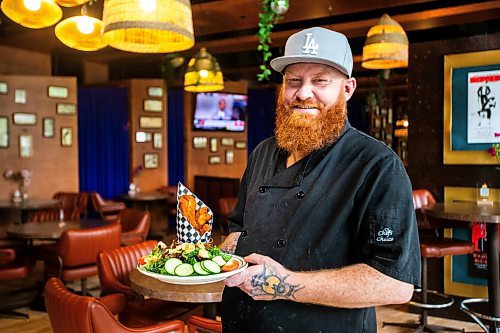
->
<box><xmin>184</xmin><ymin>48</ymin><xmax>224</xmax><ymax>93</ymax></box>
<box><xmin>1</xmin><ymin>0</ymin><xmax>62</xmax><ymax>29</ymax></box>
<box><xmin>102</xmin><ymin>0</ymin><xmax>195</xmax><ymax>53</ymax></box>
<box><xmin>55</xmin><ymin>5</ymin><xmax>107</xmax><ymax>51</ymax></box>
<box><xmin>361</xmin><ymin>14</ymin><xmax>409</xmax><ymax>70</ymax></box>
<box><xmin>55</xmin><ymin>0</ymin><xmax>88</xmax><ymax>7</ymax></box>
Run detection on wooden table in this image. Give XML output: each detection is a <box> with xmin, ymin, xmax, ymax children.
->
<box><xmin>423</xmin><ymin>202</ymin><xmax>500</xmax><ymax>333</ymax></box>
<box><xmin>0</xmin><ymin>198</ymin><xmax>59</xmax><ymax>223</ymax></box>
<box><xmin>129</xmin><ymin>268</ymin><xmax>224</xmax><ymax>319</ymax></box>
<box><xmin>7</xmin><ymin>218</ymin><xmax>108</xmax><ymax>240</ymax></box>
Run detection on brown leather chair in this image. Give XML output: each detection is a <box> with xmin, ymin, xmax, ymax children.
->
<box><xmin>45</xmin><ymin>277</ymin><xmax>186</xmax><ymax>333</ymax></box>
<box><xmin>116</xmin><ymin>208</ymin><xmax>151</xmax><ymax>246</ymax></box>
<box><xmin>218</xmin><ymin>197</ymin><xmax>237</xmax><ymax>236</ymax></box>
<box><xmin>30</xmin><ymin>209</ymin><xmax>61</xmax><ymax>222</ymax></box>
<box><xmin>97</xmin><ymin>240</ymin><xmax>201</xmax><ymax>327</ymax></box>
<box><xmin>53</xmin><ymin>191</ymin><xmax>89</xmax><ymax>220</ymax></box>
<box><xmin>91</xmin><ymin>192</ymin><xmax>126</xmax><ymax>222</ymax></box>
<box><xmin>187</xmin><ymin>315</ymin><xmax>222</xmax><ymax>333</ymax></box>
<box><xmin>42</xmin><ymin>223</ymin><xmax>121</xmax><ymax>295</ymax></box>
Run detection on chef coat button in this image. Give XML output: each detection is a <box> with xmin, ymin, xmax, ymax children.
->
<box><xmin>277</xmin><ymin>239</ymin><xmax>286</xmax><ymax>247</ymax></box>
<box><xmin>242</xmin><ymin>229</ymin><xmax>248</xmax><ymax>237</ymax></box>
<box><xmin>296</xmin><ymin>190</ymin><xmax>305</xmax><ymax>199</ymax></box>
<box><xmin>259</xmin><ymin>186</ymin><xmax>266</xmax><ymax>193</ymax></box>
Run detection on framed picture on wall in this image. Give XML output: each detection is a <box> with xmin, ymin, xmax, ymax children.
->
<box><xmin>135</xmin><ymin>131</ymin><xmax>152</xmax><ymax>143</ymax></box>
<box><xmin>193</xmin><ymin>136</ymin><xmax>208</xmax><ymax>149</ymax></box>
<box><xmin>221</xmin><ymin>137</ymin><xmax>234</xmax><ymax>146</ymax></box>
<box><xmin>208</xmin><ymin>155</ymin><xmax>221</xmax><ymax>164</ymax></box>
<box><xmin>61</xmin><ymin>127</ymin><xmax>73</xmax><ymax>147</ymax></box>
<box><xmin>147</xmin><ymin>87</ymin><xmax>163</xmax><ymax>97</ymax></box>
<box><xmin>56</xmin><ymin>103</ymin><xmax>76</xmax><ymax>115</ymax></box>
<box><xmin>0</xmin><ymin>116</ymin><xmax>8</xmax><ymax>148</ymax></box>
<box><xmin>144</xmin><ymin>99</ymin><xmax>163</xmax><ymax>112</ymax></box>
<box><xmin>139</xmin><ymin>116</ymin><xmax>162</xmax><ymax>129</ymax></box>
<box><xmin>144</xmin><ymin>153</ymin><xmax>159</xmax><ymax>169</ymax></box>
<box><xmin>153</xmin><ymin>132</ymin><xmax>162</xmax><ymax>149</ymax></box>
<box><xmin>14</xmin><ymin>89</ymin><xmax>27</xmax><ymax>104</ymax></box>
<box><xmin>0</xmin><ymin>82</ymin><xmax>7</xmax><ymax>94</ymax></box>
<box><xmin>13</xmin><ymin>113</ymin><xmax>36</xmax><ymax>125</ymax></box>
<box><xmin>235</xmin><ymin>141</ymin><xmax>247</xmax><ymax>149</ymax></box>
<box><xmin>210</xmin><ymin>137</ymin><xmax>218</xmax><ymax>153</ymax></box>
<box><xmin>42</xmin><ymin>117</ymin><xmax>55</xmax><ymax>138</ymax></box>
<box><xmin>225</xmin><ymin>150</ymin><xmax>235</xmax><ymax>165</ymax></box>
<box><xmin>19</xmin><ymin>134</ymin><xmax>33</xmax><ymax>157</ymax></box>
<box><xmin>48</xmin><ymin>86</ymin><xmax>68</xmax><ymax>99</ymax></box>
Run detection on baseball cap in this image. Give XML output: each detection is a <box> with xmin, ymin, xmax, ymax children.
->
<box><xmin>270</xmin><ymin>27</ymin><xmax>353</xmax><ymax>77</ymax></box>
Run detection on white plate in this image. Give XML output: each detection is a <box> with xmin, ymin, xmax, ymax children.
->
<box><xmin>137</xmin><ymin>255</ymin><xmax>248</xmax><ymax>285</ymax></box>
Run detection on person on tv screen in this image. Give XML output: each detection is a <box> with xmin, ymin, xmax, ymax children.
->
<box><xmin>216</xmin><ymin>97</ymin><xmax>231</xmax><ymax>120</ymax></box>
<box><xmin>218</xmin><ymin>27</ymin><xmax>420</xmax><ymax>332</ymax></box>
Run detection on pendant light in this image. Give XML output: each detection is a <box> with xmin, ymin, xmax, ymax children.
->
<box><xmin>361</xmin><ymin>14</ymin><xmax>409</xmax><ymax>70</ymax></box>
<box><xmin>55</xmin><ymin>4</ymin><xmax>107</xmax><ymax>51</ymax></box>
<box><xmin>1</xmin><ymin>0</ymin><xmax>62</xmax><ymax>29</ymax></box>
<box><xmin>184</xmin><ymin>48</ymin><xmax>224</xmax><ymax>93</ymax></box>
<box><xmin>55</xmin><ymin>0</ymin><xmax>87</xmax><ymax>7</ymax></box>
<box><xmin>102</xmin><ymin>0</ymin><xmax>195</xmax><ymax>53</ymax></box>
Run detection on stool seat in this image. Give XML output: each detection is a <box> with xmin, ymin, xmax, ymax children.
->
<box><xmin>420</xmin><ymin>238</ymin><xmax>476</xmax><ymax>258</ymax></box>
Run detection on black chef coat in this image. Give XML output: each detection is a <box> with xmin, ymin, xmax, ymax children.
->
<box><xmin>221</xmin><ymin>123</ymin><xmax>421</xmax><ymax>333</ymax></box>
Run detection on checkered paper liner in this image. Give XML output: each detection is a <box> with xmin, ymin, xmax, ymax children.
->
<box><xmin>176</xmin><ymin>182</ymin><xmax>213</xmax><ymax>243</ymax></box>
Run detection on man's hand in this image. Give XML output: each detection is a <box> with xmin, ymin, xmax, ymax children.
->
<box><xmin>224</xmin><ymin>253</ymin><xmax>303</xmax><ymax>301</ymax></box>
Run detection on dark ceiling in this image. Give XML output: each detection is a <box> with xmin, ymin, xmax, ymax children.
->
<box><xmin>1</xmin><ymin>0</ymin><xmax>500</xmax><ymax>87</ymax></box>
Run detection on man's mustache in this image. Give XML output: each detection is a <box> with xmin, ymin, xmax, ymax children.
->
<box><xmin>288</xmin><ymin>100</ymin><xmax>325</xmax><ymax>110</ymax></box>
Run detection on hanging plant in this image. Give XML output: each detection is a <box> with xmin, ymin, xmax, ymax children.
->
<box><xmin>257</xmin><ymin>0</ymin><xmax>289</xmax><ymax>81</ymax></box>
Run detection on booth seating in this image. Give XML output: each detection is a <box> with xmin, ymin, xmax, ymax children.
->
<box><xmin>218</xmin><ymin>197</ymin><xmax>237</xmax><ymax>236</ymax></box>
<box><xmin>45</xmin><ymin>277</ymin><xmax>185</xmax><ymax>333</ymax></box>
<box><xmin>91</xmin><ymin>192</ymin><xmax>126</xmax><ymax>222</ymax></box>
<box><xmin>187</xmin><ymin>315</ymin><xmax>222</xmax><ymax>333</ymax></box>
<box><xmin>116</xmin><ymin>208</ymin><xmax>151</xmax><ymax>246</ymax></box>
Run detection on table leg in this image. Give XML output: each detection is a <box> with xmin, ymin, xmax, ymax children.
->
<box><xmin>487</xmin><ymin>224</ymin><xmax>500</xmax><ymax>333</ymax></box>
<box><xmin>203</xmin><ymin>303</ymin><xmax>218</xmax><ymax>319</ymax></box>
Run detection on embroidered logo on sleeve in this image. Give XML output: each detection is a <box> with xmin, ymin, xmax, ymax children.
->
<box><xmin>376</xmin><ymin>227</ymin><xmax>395</xmax><ymax>243</ymax></box>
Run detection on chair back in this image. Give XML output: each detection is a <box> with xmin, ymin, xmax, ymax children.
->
<box><xmin>31</xmin><ymin>209</ymin><xmax>61</xmax><ymax>222</ymax></box>
<box><xmin>218</xmin><ymin>197</ymin><xmax>237</xmax><ymax>234</ymax></box>
<box><xmin>90</xmin><ymin>192</ymin><xmax>125</xmax><ymax>222</ymax></box>
<box><xmin>187</xmin><ymin>315</ymin><xmax>222</xmax><ymax>333</ymax></box>
<box><xmin>0</xmin><ymin>248</ymin><xmax>31</xmax><ymax>281</ymax></box>
<box><xmin>116</xmin><ymin>208</ymin><xmax>151</xmax><ymax>245</ymax></box>
<box><xmin>54</xmin><ymin>192</ymin><xmax>89</xmax><ymax>219</ymax></box>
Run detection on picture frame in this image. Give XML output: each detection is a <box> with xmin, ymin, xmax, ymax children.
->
<box><xmin>225</xmin><ymin>150</ymin><xmax>235</xmax><ymax>165</ymax></box>
<box><xmin>208</xmin><ymin>155</ymin><xmax>221</xmax><ymax>164</ymax></box>
<box><xmin>42</xmin><ymin>117</ymin><xmax>55</xmax><ymax>138</ymax></box>
<box><xmin>19</xmin><ymin>134</ymin><xmax>33</xmax><ymax>157</ymax></box>
<box><xmin>144</xmin><ymin>99</ymin><xmax>163</xmax><ymax>112</ymax></box>
<box><xmin>61</xmin><ymin>127</ymin><xmax>73</xmax><ymax>147</ymax></box>
<box><xmin>139</xmin><ymin>116</ymin><xmax>162</xmax><ymax>129</ymax></box>
<box><xmin>147</xmin><ymin>86</ymin><xmax>163</xmax><ymax>97</ymax></box>
<box><xmin>0</xmin><ymin>81</ymin><xmax>7</xmax><ymax>94</ymax></box>
<box><xmin>235</xmin><ymin>140</ymin><xmax>247</xmax><ymax>149</ymax></box>
<box><xmin>209</xmin><ymin>137</ymin><xmax>218</xmax><ymax>153</ymax></box>
<box><xmin>135</xmin><ymin>131</ymin><xmax>152</xmax><ymax>143</ymax></box>
<box><xmin>144</xmin><ymin>153</ymin><xmax>159</xmax><ymax>169</ymax></box>
<box><xmin>56</xmin><ymin>103</ymin><xmax>77</xmax><ymax>115</ymax></box>
<box><xmin>193</xmin><ymin>136</ymin><xmax>208</xmax><ymax>149</ymax></box>
<box><xmin>443</xmin><ymin>49</ymin><xmax>500</xmax><ymax>165</ymax></box>
<box><xmin>153</xmin><ymin>132</ymin><xmax>163</xmax><ymax>149</ymax></box>
<box><xmin>14</xmin><ymin>89</ymin><xmax>27</xmax><ymax>104</ymax></box>
<box><xmin>221</xmin><ymin>137</ymin><xmax>234</xmax><ymax>146</ymax></box>
<box><xmin>13</xmin><ymin>113</ymin><xmax>37</xmax><ymax>125</ymax></box>
<box><xmin>48</xmin><ymin>85</ymin><xmax>68</xmax><ymax>99</ymax></box>
<box><xmin>0</xmin><ymin>116</ymin><xmax>8</xmax><ymax>148</ymax></box>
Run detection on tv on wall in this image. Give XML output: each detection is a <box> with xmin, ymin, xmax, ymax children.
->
<box><xmin>193</xmin><ymin>92</ymin><xmax>247</xmax><ymax>132</ymax></box>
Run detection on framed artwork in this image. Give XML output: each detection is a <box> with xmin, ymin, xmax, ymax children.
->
<box><xmin>225</xmin><ymin>150</ymin><xmax>235</xmax><ymax>165</ymax></box>
<box><xmin>221</xmin><ymin>137</ymin><xmax>234</xmax><ymax>146</ymax></box>
<box><xmin>443</xmin><ymin>49</ymin><xmax>500</xmax><ymax>165</ymax></box>
<box><xmin>61</xmin><ymin>127</ymin><xmax>73</xmax><ymax>147</ymax></box>
<box><xmin>139</xmin><ymin>116</ymin><xmax>162</xmax><ymax>129</ymax></box>
<box><xmin>56</xmin><ymin>103</ymin><xmax>76</xmax><ymax>115</ymax></box>
<box><xmin>0</xmin><ymin>81</ymin><xmax>7</xmax><ymax>94</ymax></box>
<box><xmin>13</xmin><ymin>113</ymin><xmax>36</xmax><ymax>125</ymax></box>
<box><xmin>147</xmin><ymin>87</ymin><xmax>163</xmax><ymax>97</ymax></box>
<box><xmin>14</xmin><ymin>89</ymin><xmax>27</xmax><ymax>104</ymax></box>
<box><xmin>135</xmin><ymin>131</ymin><xmax>152</xmax><ymax>143</ymax></box>
<box><xmin>235</xmin><ymin>140</ymin><xmax>247</xmax><ymax>149</ymax></box>
<box><xmin>43</xmin><ymin>117</ymin><xmax>55</xmax><ymax>138</ymax></box>
<box><xmin>193</xmin><ymin>136</ymin><xmax>208</xmax><ymax>149</ymax></box>
<box><xmin>19</xmin><ymin>134</ymin><xmax>33</xmax><ymax>157</ymax></box>
<box><xmin>0</xmin><ymin>116</ymin><xmax>8</xmax><ymax>148</ymax></box>
<box><xmin>153</xmin><ymin>132</ymin><xmax>163</xmax><ymax>149</ymax></box>
<box><xmin>144</xmin><ymin>99</ymin><xmax>163</xmax><ymax>112</ymax></box>
<box><xmin>144</xmin><ymin>153</ymin><xmax>159</xmax><ymax>169</ymax></box>
<box><xmin>210</xmin><ymin>137</ymin><xmax>218</xmax><ymax>153</ymax></box>
<box><xmin>48</xmin><ymin>86</ymin><xmax>68</xmax><ymax>99</ymax></box>
<box><xmin>208</xmin><ymin>155</ymin><xmax>221</xmax><ymax>164</ymax></box>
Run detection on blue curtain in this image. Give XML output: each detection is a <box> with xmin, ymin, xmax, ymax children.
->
<box><xmin>247</xmin><ymin>88</ymin><xmax>276</xmax><ymax>154</ymax></box>
<box><xmin>167</xmin><ymin>89</ymin><xmax>185</xmax><ymax>184</ymax></box>
<box><xmin>78</xmin><ymin>87</ymin><xmax>129</xmax><ymax>199</ymax></box>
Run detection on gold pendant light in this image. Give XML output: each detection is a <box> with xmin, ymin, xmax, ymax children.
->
<box><xmin>1</xmin><ymin>0</ymin><xmax>62</xmax><ymax>29</ymax></box>
<box><xmin>55</xmin><ymin>5</ymin><xmax>107</xmax><ymax>51</ymax></box>
<box><xmin>361</xmin><ymin>14</ymin><xmax>409</xmax><ymax>70</ymax></box>
<box><xmin>102</xmin><ymin>0</ymin><xmax>195</xmax><ymax>53</ymax></box>
<box><xmin>184</xmin><ymin>48</ymin><xmax>224</xmax><ymax>93</ymax></box>
<box><xmin>55</xmin><ymin>0</ymin><xmax>87</xmax><ymax>7</ymax></box>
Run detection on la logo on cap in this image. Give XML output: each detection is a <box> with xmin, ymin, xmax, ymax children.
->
<box><xmin>302</xmin><ymin>33</ymin><xmax>319</xmax><ymax>55</ymax></box>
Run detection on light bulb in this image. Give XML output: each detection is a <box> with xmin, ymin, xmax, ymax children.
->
<box><xmin>139</xmin><ymin>0</ymin><xmax>156</xmax><ymax>12</ymax></box>
<box><xmin>199</xmin><ymin>69</ymin><xmax>209</xmax><ymax>78</ymax></box>
<box><xmin>403</xmin><ymin>120</ymin><xmax>409</xmax><ymax>128</ymax></box>
<box><xmin>77</xmin><ymin>16</ymin><xmax>95</xmax><ymax>35</ymax></box>
<box><xmin>23</xmin><ymin>0</ymin><xmax>41</xmax><ymax>11</ymax></box>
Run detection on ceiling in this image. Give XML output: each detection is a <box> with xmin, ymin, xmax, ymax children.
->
<box><xmin>1</xmin><ymin>0</ymin><xmax>500</xmax><ymax>87</ymax></box>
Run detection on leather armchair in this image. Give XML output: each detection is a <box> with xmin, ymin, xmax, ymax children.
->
<box><xmin>91</xmin><ymin>192</ymin><xmax>126</xmax><ymax>222</ymax></box>
<box><xmin>116</xmin><ymin>208</ymin><xmax>151</xmax><ymax>246</ymax></box>
<box><xmin>218</xmin><ymin>197</ymin><xmax>237</xmax><ymax>236</ymax></box>
<box><xmin>53</xmin><ymin>192</ymin><xmax>89</xmax><ymax>220</ymax></box>
<box><xmin>42</xmin><ymin>223</ymin><xmax>121</xmax><ymax>295</ymax></box>
<box><xmin>97</xmin><ymin>241</ymin><xmax>201</xmax><ymax>327</ymax></box>
<box><xmin>45</xmin><ymin>277</ymin><xmax>186</xmax><ymax>333</ymax></box>
<box><xmin>187</xmin><ymin>315</ymin><xmax>222</xmax><ymax>333</ymax></box>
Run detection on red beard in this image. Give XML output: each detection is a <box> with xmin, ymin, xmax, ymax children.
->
<box><xmin>275</xmin><ymin>91</ymin><xmax>347</xmax><ymax>155</ymax></box>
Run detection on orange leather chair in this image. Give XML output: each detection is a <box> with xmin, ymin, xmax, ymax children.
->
<box><xmin>97</xmin><ymin>241</ymin><xmax>201</xmax><ymax>327</ymax></box>
<box><xmin>91</xmin><ymin>192</ymin><xmax>126</xmax><ymax>222</ymax></box>
<box><xmin>53</xmin><ymin>192</ymin><xmax>89</xmax><ymax>220</ymax></box>
<box><xmin>45</xmin><ymin>277</ymin><xmax>186</xmax><ymax>333</ymax></box>
<box><xmin>218</xmin><ymin>197</ymin><xmax>237</xmax><ymax>236</ymax></box>
<box><xmin>116</xmin><ymin>208</ymin><xmax>151</xmax><ymax>246</ymax></box>
<box><xmin>42</xmin><ymin>223</ymin><xmax>121</xmax><ymax>295</ymax></box>
<box><xmin>187</xmin><ymin>315</ymin><xmax>222</xmax><ymax>333</ymax></box>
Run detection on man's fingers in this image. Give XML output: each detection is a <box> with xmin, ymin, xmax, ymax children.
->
<box><xmin>224</xmin><ymin>272</ymin><xmax>246</xmax><ymax>287</ymax></box>
<box><xmin>244</xmin><ymin>253</ymin><xmax>267</xmax><ymax>264</ymax></box>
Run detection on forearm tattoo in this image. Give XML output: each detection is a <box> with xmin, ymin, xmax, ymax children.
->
<box><xmin>250</xmin><ymin>264</ymin><xmax>303</xmax><ymax>299</ymax></box>
<box><xmin>219</xmin><ymin>233</ymin><xmax>240</xmax><ymax>254</ymax></box>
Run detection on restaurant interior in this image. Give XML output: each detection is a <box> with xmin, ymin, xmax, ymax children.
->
<box><xmin>0</xmin><ymin>0</ymin><xmax>500</xmax><ymax>332</ymax></box>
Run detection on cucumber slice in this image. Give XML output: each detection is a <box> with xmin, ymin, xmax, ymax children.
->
<box><xmin>201</xmin><ymin>260</ymin><xmax>221</xmax><ymax>274</ymax></box>
<box><xmin>212</xmin><ymin>255</ymin><xmax>227</xmax><ymax>267</ymax></box>
<box><xmin>193</xmin><ymin>262</ymin><xmax>210</xmax><ymax>275</ymax></box>
<box><xmin>164</xmin><ymin>258</ymin><xmax>183</xmax><ymax>275</ymax></box>
<box><xmin>175</xmin><ymin>263</ymin><xmax>194</xmax><ymax>277</ymax></box>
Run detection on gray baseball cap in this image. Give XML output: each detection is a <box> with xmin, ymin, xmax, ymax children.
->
<box><xmin>270</xmin><ymin>27</ymin><xmax>353</xmax><ymax>77</ymax></box>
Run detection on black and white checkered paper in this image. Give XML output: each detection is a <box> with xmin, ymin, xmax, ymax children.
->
<box><xmin>176</xmin><ymin>182</ymin><xmax>213</xmax><ymax>244</ymax></box>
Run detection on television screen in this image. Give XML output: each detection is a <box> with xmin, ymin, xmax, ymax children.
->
<box><xmin>193</xmin><ymin>92</ymin><xmax>247</xmax><ymax>132</ymax></box>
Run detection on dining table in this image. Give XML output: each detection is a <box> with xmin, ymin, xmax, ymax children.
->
<box><xmin>0</xmin><ymin>198</ymin><xmax>59</xmax><ymax>223</ymax></box>
<box><xmin>423</xmin><ymin>202</ymin><xmax>500</xmax><ymax>333</ymax></box>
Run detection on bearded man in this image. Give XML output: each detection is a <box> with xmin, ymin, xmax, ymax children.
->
<box><xmin>219</xmin><ymin>27</ymin><xmax>420</xmax><ymax>333</ymax></box>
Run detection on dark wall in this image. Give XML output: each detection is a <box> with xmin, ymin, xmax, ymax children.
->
<box><xmin>407</xmin><ymin>32</ymin><xmax>500</xmax><ymax>202</ymax></box>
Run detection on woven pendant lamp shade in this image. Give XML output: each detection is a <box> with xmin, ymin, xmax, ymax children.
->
<box><xmin>184</xmin><ymin>48</ymin><xmax>224</xmax><ymax>92</ymax></box>
<box><xmin>361</xmin><ymin>14</ymin><xmax>408</xmax><ymax>70</ymax></box>
<box><xmin>1</xmin><ymin>0</ymin><xmax>62</xmax><ymax>29</ymax></box>
<box><xmin>55</xmin><ymin>0</ymin><xmax>87</xmax><ymax>7</ymax></box>
<box><xmin>102</xmin><ymin>0</ymin><xmax>195</xmax><ymax>53</ymax></box>
<box><xmin>55</xmin><ymin>15</ymin><xmax>107</xmax><ymax>51</ymax></box>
